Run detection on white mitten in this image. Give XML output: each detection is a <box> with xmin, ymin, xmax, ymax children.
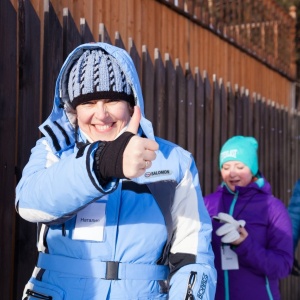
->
<box><xmin>213</xmin><ymin>213</ymin><xmax>246</xmax><ymax>243</ymax></box>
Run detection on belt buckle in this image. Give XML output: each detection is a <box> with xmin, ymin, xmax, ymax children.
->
<box><xmin>105</xmin><ymin>261</ymin><xmax>120</xmax><ymax>280</ymax></box>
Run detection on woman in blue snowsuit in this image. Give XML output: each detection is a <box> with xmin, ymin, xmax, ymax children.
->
<box><xmin>16</xmin><ymin>43</ymin><xmax>216</xmax><ymax>300</ymax></box>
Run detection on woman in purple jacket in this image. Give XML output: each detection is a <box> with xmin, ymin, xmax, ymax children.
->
<box><xmin>204</xmin><ymin>135</ymin><xmax>293</xmax><ymax>300</ymax></box>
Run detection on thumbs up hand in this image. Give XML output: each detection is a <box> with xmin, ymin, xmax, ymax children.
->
<box><xmin>93</xmin><ymin>106</ymin><xmax>159</xmax><ymax>183</ymax></box>
<box><xmin>123</xmin><ymin>106</ymin><xmax>159</xmax><ymax>178</ymax></box>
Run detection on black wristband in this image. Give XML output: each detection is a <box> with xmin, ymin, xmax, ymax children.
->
<box><xmin>93</xmin><ymin>132</ymin><xmax>135</xmax><ymax>184</ymax></box>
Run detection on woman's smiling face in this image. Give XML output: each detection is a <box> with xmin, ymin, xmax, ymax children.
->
<box><xmin>76</xmin><ymin>99</ymin><xmax>133</xmax><ymax>142</ymax></box>
<box><xmin>221</xmin><ymin>161</ymin><xmax>253</xmax><ymax>191</ymax></box>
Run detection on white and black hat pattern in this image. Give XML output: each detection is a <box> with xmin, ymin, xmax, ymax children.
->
<box><xmin>68</xmin><ymin>49</ymin><xmax>134</xmax><ymax>108</ymax></box>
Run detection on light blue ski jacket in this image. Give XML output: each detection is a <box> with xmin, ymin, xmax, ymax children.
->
<box><xmin>288</xmin><ymin>179</ymin><xmax>300</xmax><ymax>252</ymax></box>
<box><xmin>16</xmin><ymin>42</ymin><xmax>216</xmax><ymax>300</ymax></box>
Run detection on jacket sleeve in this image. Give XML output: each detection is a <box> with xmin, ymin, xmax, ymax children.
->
<box><xmin>168</xmin><ymin>157</ymin><xmax>217</xmax><ymax>299</ymax></box>
<box><xmin>15</xmin><ymin>138</ymin><xmax>118</xmax><ymax>224</ymax></box>
<box><xmin>288</xmin><ymin>179</ymin><xmax>300</xmax><ymax>252</ymax></box>
<box><xmin>233</xmin><ymin>198</ymin><xmax>293</xmax><ymax>279</ymax></box>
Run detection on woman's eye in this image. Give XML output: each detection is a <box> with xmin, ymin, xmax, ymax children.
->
<box><xmin>106</xmin><ymin>100</ymin><xmax>119</xmax><ymax>105</ymax></box>
<box><xmin>82</xmin><ymin>101</ymin><xmax>96</xmax><ymax>105</ymax></box>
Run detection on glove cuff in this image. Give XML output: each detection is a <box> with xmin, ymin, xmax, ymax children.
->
<box><xmin>93</xmin><ymin>132</ymin><xmax>135</xmax><ymax>184</ymax></box>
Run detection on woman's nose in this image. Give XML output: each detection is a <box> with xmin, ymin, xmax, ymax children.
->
<box><xmin>94</xmin><ymin>101</ymin><xmax>107</xmax><ymax>118</ymax></box>
<box><xmin>229</xmin><ymin>168</ymin><xmax>237</xmax><ymax>176</ymax></box>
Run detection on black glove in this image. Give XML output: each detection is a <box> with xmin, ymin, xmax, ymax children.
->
<box><xmin>93</xmin><ymin>132</ymin><xmax>134</xmax><ymax>185</ymax></box>
<box><xmin>291</xmin><ymin>258</ymin><xmax>300</xmax><ymax>276</ymax></box>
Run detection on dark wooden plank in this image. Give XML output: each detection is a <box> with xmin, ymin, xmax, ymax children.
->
<box><xmin>290</xmin><ymin>111</ymin><xmax>298</xmax><ymax>190</ymax></box>
<box><xmin>142</xmin><ymin>45</ymin><xmax>155</xmax><ymax>127</ymax></box>
<box><xmin>0</xmin><ymin>1</ymin><xmax>17</xmax><ymax>299</ymax></box>
<box><xmin>128</xmin><ymin>38</ymin><xmax>142</xmax><ymax>82</ymax></box>
<box><xmin>175</xmin><ymin>58</ymin><xmax>187</xmax><ymax>149</ymax></box>
<box><xmin>282</xmin><ymin>107</ymin><xmax>290</xmax><ymax>203</ymax></box>
<box><xmin>277</xmin><ymin>106</ymin><xmax>284</xmax><ymax>201</ymax></box>
<box><xmin>246</xmin><ymin>91</ymin><xmax>254</xmax><ymax>137</ymax></box>
<box><xmin>165</xmin><ymin>53</ymin><xmax>177</xmax><ymax>144</ymax></box>
<box><xmin>264</xmin><ymin>100</ymin><xmax>271</xmax><ymax>183</ymax></box>
<box><xmin>227</xmin><ymin>82</ymin><xmax>235</xmax><ymax>138</ymax></box>
<box><xmin>195</xmin><ymin>67</ymin><xmax>205</xmax><ymax>187</ymax></box>
<box><xmin>212</xmin><ymin>75</ymin><xmax>221</xmax><ymax>190</ymax></box>
<box><xmin>186</xmin><ymin>63</ymin><xmax>196</xmax><ymax>156</ymax></box>
<box><xmin>258</xmin><ymin>98</ymin><xmax>266</xmax><ymax>174</ymax></box>
<box><xmin>114</xmin><ymin>31</ymin><xmax>126</xmax><ymax>50</ymax></box>
<box><xmin>154</xmin><ymin>48</ymin><xmax>166</xmax><ymax>139</ymax></box>
<box><xmin>270</xmin><ymin>102</ymin><xmax>275</xmax><ymax>187</ymax></box>
<box><xmin>203</xmin><ymin>71</ymin><xmax>213</xmax><ymax>195</ymax></box>
<box><xmin>98</xmin><ymin>22</ymin><xmax>112</xmax><ymax>44</ymax></box>
<box><xmin>175</xmin><ymin>59</ymin><xmax>187</xmax><ymax>148</ymax></box>
<box><xmin>220</xmin><ymin>78</ymin><xmax>227</xmax><ymax>147</ymax></box>
<box><xmin>241</xmin><ymin>89</ymin><xmax>249</xmax><ymax>136</ymax></box>
<box><xmin>42</xmin><ymin>0</ymin><xmax>63</xmax><ymax>121</ymax></box>
<box><xmin>63</xmin><ymin>8</ymin><xmax>81</xmax><ymax>60</ymax></box>
<box><xmin>293</xmin><ymin>112</ymin><xmax>300</xmax><ymax>183</ymax></box>
<box><xmin>269</xmin><ymin>102</ymin><xmax>276</xmax><ymax>195</ymax></box>
<box><xmin>235</xmin><ymin>86</ymin><xmax>243</xmax><ymax>135</ymax></box>
<box><xmin>80</xmin><ymin>18</ymin><xmax>95</xmax><ymax>43</ymax></box>
<box><xmin>272</xmin><ymin>102</ymin><xmax>279</xmax><ymax>196</ymax></box>
<box><xmin>252</xmin><ymin>94</ymin><xmax>260</xmax><ymax>142</ymax></box>
<box><xmin>14</xmin><ymin>1</ymin><xmax>42</xmax><ymax>299</ymax></box>
<box><xmin>252</xmin><ymin>95</ymin><xmax>262</xmax><ymax>169</ymax></box>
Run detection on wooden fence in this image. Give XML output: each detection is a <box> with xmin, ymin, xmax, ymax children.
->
<box><xmin>8</xmin><ymin>0</ymin><xmax>297</xmax><ymax>107</ymax></box>
<box><xmin>1</xmin><ymin>0</ymin><xmax>300</xmax><ymax>299</ymax></box>
<box><xmin>160</xmin><ymin>0</ymin><xmax>297</xmax><ymax>79</ymax></box>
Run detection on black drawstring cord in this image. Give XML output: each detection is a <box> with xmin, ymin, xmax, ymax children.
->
<box><xmin>75</xmin><ymin>121</ymin><xmax>79</xmax><ymax>144</ymax></box>
<box><xmin>61</xmin><ymin>223</ymin><xmax>66</xmax><ymax>236</ymax></box>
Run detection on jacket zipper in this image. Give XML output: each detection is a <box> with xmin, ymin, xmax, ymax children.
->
<box><xmin>26</xmin><ymin>289</ymin><xmax>53</xmax><ymax>299</ymax></box>
<box><xmin>185</xmin><ymin>271</ymin><xmax>197</xmax><ymax>300</ymax></box>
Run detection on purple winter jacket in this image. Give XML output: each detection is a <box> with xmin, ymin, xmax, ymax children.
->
<box><xmin>204</xmin><ymin>177</ymin><xmax>293</xmax><ymax>300</ymax></box>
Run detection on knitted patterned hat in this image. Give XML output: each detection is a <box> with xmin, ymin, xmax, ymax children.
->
<box><xmin>68</xmin><ymin>49</ymin><xmax>135</xmax><ymax>108</ymax></box>
<box><xmin>219</xmin><ymin>136</ymin><xmax>259</xmax><ymax>175</ymax></box>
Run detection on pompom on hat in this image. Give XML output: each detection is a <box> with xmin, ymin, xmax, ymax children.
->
<box><xmin>67</xmin><ymin>49</ymin><xmax>135</xmax><ymax>108</ymax></box>
<box><xmin>219</xmin><ymin>136</ymin><xmax>259</xmax><ymax>176</ymax></box>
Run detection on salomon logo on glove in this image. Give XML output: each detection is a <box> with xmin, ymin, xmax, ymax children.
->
<box><xmin>213</xmin><ymin>213</ymin><xmax>246</xmax><ymax>243</ymax></box>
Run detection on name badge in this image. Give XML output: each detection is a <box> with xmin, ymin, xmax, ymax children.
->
<box><xmin>73</xmin><ymin>201</ymin><xmax>106</xmax><ymax>242</ymax></box>
<box><xmin>221</xmin><ymin>245</ymin><xmax>239</xmax><ymax>270</ymax></box>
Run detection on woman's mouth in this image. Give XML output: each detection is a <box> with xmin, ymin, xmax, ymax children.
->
<box><xmin>94</xmin><ymin>123</ymin><xmax>114</xmax><ymax>131</ymax></box>
<box><xmin>230</xmin><ymin>180</ymin><xmax>240</xmax><ymax>185</ymax></box>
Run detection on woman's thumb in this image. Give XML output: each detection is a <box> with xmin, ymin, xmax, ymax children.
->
<box><xmin>126</xmin><ymin>106</ymin><xmax>141</xmax><ymax>134</ymax></box>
